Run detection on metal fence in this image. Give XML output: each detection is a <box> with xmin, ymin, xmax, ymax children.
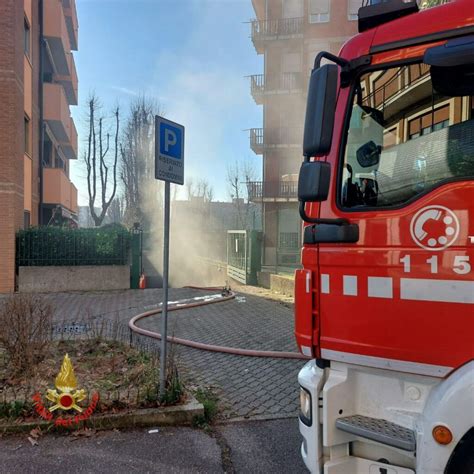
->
<box><xmin>251</xmin><ymin>17</ymin><xmax>304</xmax><ymax>41</ymax></box>
<box><xmin>0</xmin><ymin>318</ymin><xmax>164</xmax><ymax>411</ymax></box>
<box><xmin>227</xmin><ymin>230</ymin><xmax>262</xmax><ymax>285</ymax></box>
<box><xmin>247</xmin><ymin>180</ymin><xmax>298</xmax><ymax>201</ymax></box>
<box><xmin>279</xmin><ymin>232</ymin><xmax>300</xmax><ymax>250</ymax></box>
<box><xmin>16</xmin><ymin>227</ymin><xmax>131</xmax><ymax>266</ymax></box>
<box><xmin>250</xmin><ymin>72</ymin><xmax>303</xmax><ymax>97</ymax></box>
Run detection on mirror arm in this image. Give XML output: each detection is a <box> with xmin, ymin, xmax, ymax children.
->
<box><xmin>313</xmin><ymin>52</ymin><xmax>348</xmax><ymax>70</ymax></box>
<box><xmin>312</xmin><ymin>52</ymin><xmax>371</xmax><ymax>88</ymax></box>
<box><xmin>299</xmin><ymin>201</ymin><xmax>349</xmax><ymax>226</ymax></box>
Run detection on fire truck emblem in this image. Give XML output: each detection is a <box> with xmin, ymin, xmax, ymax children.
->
<box><xmin>45</xmin><ymin>354</ymin><xmax>87</xmax><ymax>412</ymax></box>
<box><xmin>32</xmin><ymin>354</ymin><xmax>99</xmax><ymax>427</ymax></box>
<box><xmin>410</xmin><ymin>205</ymin><xmax>460</xmax><ymax>251</ymax></box>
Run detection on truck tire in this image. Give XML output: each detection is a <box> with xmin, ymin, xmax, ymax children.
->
<box><xmin>445</xmin><ymin>428</ymin><xmax>474</xmax><ymax>474</ymax></box>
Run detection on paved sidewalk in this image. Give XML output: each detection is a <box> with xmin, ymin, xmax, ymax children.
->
<box><xmin>0</xmin><ymin>419</ymin><xmax>307</xmax><ymax>473</ymax></box>
<box><xmin>43</xmin><ymin>288</ymin><xmax>306</xmax><ymax>419</ymax></box>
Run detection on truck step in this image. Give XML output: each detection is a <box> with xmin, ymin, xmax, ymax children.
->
<box><xmin>335</xmin><ymin>415</ymin><xmax>416</xmax><ymax>452</ymax></box>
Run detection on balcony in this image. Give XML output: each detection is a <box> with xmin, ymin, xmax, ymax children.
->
<box><xmin>44</xmin><ymin>0</ymin><xmax>71</xmax><ymax>75</ymax></box>
<box><xmin>250</xmin><ymin>127</ymin><xmax>302</xmax><ymax>154</ymax></box>
<box><xmin>60</xmin><ymin>118</ymin><xmax>77</xmax><ymax>160</ymax></box>
<box><xmin>44</xmin><ymin>82</ymin><xmax>72</xmax><ymax>144</ymax></box>
<box><xmin>251</xmin><ymin>17</ymin><xmax>304</xmax><ymax>53</ymax></box>
<box><xmin>43</xmin><ymin>167</ymin><xmax>78</xmax><ymax>214</ymax></box>
<box><xmin>57</xmin><ymin>52</ymin><xmax>78</xmax><ymax>105</ymax></box>
<box><xmin>250</xmin><ymin>72</ymin><xmax>303</xmax><ymax>104</ymax></box>
<box><xmin>62</xmin><ymin>0</ymin><xmax>78</xmax><ymax>51</ymax></box>
<box><xmin>247</xmin><ymin>179</ymin><xmax>298</xmax><ymax>202</ymax></box>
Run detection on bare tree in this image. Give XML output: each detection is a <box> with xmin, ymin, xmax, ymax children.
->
<box><xmin>226</xmin><ymin>160</ymin><xmax>256</xmax><ymax>229</ymax></box>
<box><xmin>186</xmin><ymin>177</ymin><xmax>214</xmax><ymax>202</ymax></box>
<box><xmin>185</xmin><ymin>177</ymin><xmax>195</xmax><ymax>200</ymax></box>
<box><xmin>120</xmin><ymin>96</ymin><xmax>161</xmax><ymax>226</ymax></box>
<box><xmin>107</xmin><ymin>196</ymin><xmax>124</xmax><ymax>224</ymax></box>
<box><xmin>84</xmin><ymin>95</ymin><xmax>119</xmax><ymax>227</ymax></box>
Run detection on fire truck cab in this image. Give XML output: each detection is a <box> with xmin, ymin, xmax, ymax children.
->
<box><xmin>295</xmin><ymin>1</ymin><xmax>474</xmax><ymax>472</ymax></box>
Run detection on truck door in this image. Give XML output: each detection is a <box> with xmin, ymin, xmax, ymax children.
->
<box><xmin>318</xmin><ymin>61</ymin><xmax>474</xmax><ymax>376</ymax></box>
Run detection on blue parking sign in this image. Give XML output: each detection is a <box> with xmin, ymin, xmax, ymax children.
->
<box><xmin>155</xmin><ymin>116</ymin><xmax>185</xmax><ymax>185</ymax></box>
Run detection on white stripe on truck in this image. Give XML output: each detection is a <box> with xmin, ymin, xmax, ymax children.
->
<box><xmin>319</xmin><ymin>274</ymin><xmax>473</xmax><ymax>304</ymax></box>
<box><xmin>400</xmin><ymin>278</ymin><xmax>474</xmax><ymax>304</ymax></box>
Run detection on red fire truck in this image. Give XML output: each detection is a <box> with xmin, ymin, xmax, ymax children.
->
<box><xmin>295</xmin><ymin>1</ymin><xmax>473</xmax><ymax>472</ymax></box>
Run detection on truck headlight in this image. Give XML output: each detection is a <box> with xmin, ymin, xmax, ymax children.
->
<box><xmin>299</xmin><ymin>386</ymin><xmax>312</xmax><ymax>426</ymax></box>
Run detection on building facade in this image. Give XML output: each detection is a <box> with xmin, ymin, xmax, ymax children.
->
<box><xmin>248</xmin><ymin>0</ymin><xmax>358</xmax><ymax>267</ymax></box>
<box><xmin>0</xmin><ymin>0</ymin><xmax>78</xmax><ymax>292</ymax></box>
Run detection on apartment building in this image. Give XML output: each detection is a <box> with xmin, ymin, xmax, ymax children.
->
<box><xmin>248</xmin><ymin>0</ymin><xmax>358</xmax><ymax>267</ymax></box>
<box><xmin>0</xmin><ymin>0</ymin><xmax>78</xmax><ymax>292</ymax></box>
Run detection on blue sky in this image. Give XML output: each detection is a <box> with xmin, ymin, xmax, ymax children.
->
<box><xmin>71</xmin><ymin>0</ymin><xmax>263</xmax><ymax>204</ymax></box>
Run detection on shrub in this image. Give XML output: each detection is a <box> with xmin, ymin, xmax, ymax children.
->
<box><xmin>16</xmin><ymin>226</ymin><xmax>131</xmax><ymax>266</ymax></box>
<box><xmin>0</xmin><ymin>294</ymin><xmax>53</xmax><ymax>375</ymax></box>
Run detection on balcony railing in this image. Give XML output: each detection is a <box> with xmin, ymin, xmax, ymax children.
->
<box><xmin>44</xmin><ymin>0</ymin><xmax>71</xmax><ymax>75</ymax></box>
<box><xmin>44</xmin><ymin>82</ymin><xmax>72</xmax><ymax>144</ymax></box>
<box><xmin>250</xmin><ymin>127</ymin><xmax>302</xmax><ymax>153</ymax></box>
<box><xmin>43</xmin><ymin>167</ymin><xmax>78</xmax><ymax>213</ymax></box>
<box><xmin>61</xmin><ymin>117</ymin><xmax>78</xmax><ymax>160</ymax></box>
<box><xmin>251</xmin><ymin>17</ymin><xmax>304</xmax><ymax>51</ymax></box>
<box><xmin>62</xmin><ymin>0</ymin><xmax>78</xmax><ymax>51</ymax></box>
<box><xmin>250</xmin><ymin>72</ymin><xmax>303</xmax><ymax>103</ymax></box>
<box><xmin>247</xmin><ymin>180</ymin><xmax>298</xmax><ymax>201</ymax></box>
<box><xmin>57</xmin><ymin>52</ymin><xmax>78</xmax><ymax>105</ymax></box>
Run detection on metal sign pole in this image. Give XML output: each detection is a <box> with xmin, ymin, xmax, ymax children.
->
<box><xmin>159</xmin><ymin>181</ymin><xmax>170</xmax><ymax>400</ymax></box>
<box><xmin>155</xmin><ymin>115</ymin><xmax>184</xmax><ymax>401</ymax></box>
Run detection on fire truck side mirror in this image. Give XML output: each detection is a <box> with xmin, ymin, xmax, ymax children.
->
<box><xmin>425</xmin><ymin>35</ymin><xmax>474</xmax><ymax>97</ymax></box>
<box><xmin>303</xmin><ymin>64</ymin><xmax>338</xmax><ymax>158</ymax></box>
<box><xmin>298</xmin><ymin>161</ymin><xmax>331</xmax><ymax>202</ymax></box>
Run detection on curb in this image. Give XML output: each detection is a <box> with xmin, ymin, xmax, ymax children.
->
<box><xmin>0</xmin><ymin>397</ymin><xmax>204</xmax><ymax>435</ymax></box>
<box><xmin>217</xmin><ymin>412</ymin><xmax>299</xmax><ymax>424</ymax></box>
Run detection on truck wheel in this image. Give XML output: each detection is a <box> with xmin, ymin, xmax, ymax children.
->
<box><xmin>445</xmin><ymin>428</ymin><xmax>474</xmax><ymax>474</ymax></box>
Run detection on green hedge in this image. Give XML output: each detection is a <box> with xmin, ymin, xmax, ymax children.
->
<box><xmin>16</xmin><ymin>226</ymin><xmax>131</xmax><ymax>266</ymax></box>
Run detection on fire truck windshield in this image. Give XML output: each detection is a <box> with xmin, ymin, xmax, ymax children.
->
<box><xmin>340</xmin><ymin>62</ymin><xmax>474</xmax><ymax>209</ymax></box>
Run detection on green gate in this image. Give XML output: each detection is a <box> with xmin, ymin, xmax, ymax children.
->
<box><xmin>227</xmin><ymin>230</ymin><xmax>262</xmax><ymax>285</ymax></box>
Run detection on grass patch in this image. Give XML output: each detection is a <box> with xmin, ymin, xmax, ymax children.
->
<box><xmin>0</xmin><ymin>400</ymin><xmax>33</xmax><ymax>420</ymax></box>
<box><xmin>0</xmin><ymin>337</ymin><xmax>185</xmax><ymax>420</ymax></box>
<box><xmin>193</xmin><ymin>388</ymin><xmax>219</xmax><ymax>428</ymax></box>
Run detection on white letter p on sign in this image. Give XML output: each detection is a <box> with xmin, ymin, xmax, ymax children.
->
<box><xmin>164</xmin><ymin>129</ymin><xmax>177</xmax><ymax>152</ymax></box>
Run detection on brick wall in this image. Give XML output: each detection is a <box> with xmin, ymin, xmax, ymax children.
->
<box><xmin>0</xmin><ymin>0</ymin><xmax>25</xmax><ymax>292</ymax></box>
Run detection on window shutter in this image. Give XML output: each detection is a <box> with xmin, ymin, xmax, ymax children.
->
<box><xmin>309</xmin><ymin>0</ymin><xmax>330</xmax><ymax>15</ymax></box>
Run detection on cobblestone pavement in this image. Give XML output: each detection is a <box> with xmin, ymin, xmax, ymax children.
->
<box><xmin>42</xmin><ymin>288</ymin><xmax>306</xmax><ymax>419</ymax></box>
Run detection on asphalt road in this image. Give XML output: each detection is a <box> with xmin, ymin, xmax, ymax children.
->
<box><xmin>0</xmin><ymin>419</ymin><xmax>307</xmax><ymax>473</ymax></box>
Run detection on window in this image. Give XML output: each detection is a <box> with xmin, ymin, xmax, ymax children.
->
<box><xmin>282</xmin><ymin>0</ymin><xmax>303</xmax><ymax>19</ymax></box>
<box><xmin>309</xmin><ymin>0</ymin><xmax>330</xmax><ymax>23</ymax></box>
<box><xmin>340</xmin><ymin>64</ymin><xmax>474</xmax><ymax>209</ymax></box>
<box><xmin>24</xmin><ymin>115</ymin><xmax>30</xmax><ymax>155</ymax></box>
<box><xmin>408</xmin><ymin>106</ymin><xmax>450</xmax><ymax>139</ymax></box>
<box><xmin>282</xmin><ymin>0</ymin><xmax>303</xmax><ymax>18</ymax></box>
<box><xmin>24</xmin><ymin>211</ymin><xmax>30</xmax><ymax>229</ymax></box>
<box><xmin>24</xmin><ymin>17</ymin><xmax>30</xmax><ymax>58</ymax></box>
<box><xmin>347</xmin><ymin>0</ymin><xmax>360</xmax><ymax>21</ymax></box>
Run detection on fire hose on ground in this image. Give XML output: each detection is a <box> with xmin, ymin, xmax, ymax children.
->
<box><xmin>128</xmin><ymin>286</ymin><xmax>309</xmax><ymax>360</ymax></box>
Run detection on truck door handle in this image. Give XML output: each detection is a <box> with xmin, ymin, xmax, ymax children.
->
<box><xmin>303</xmin><ymin>222</ymin><xmax>359</xmax><ymax>244</ymax></box>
